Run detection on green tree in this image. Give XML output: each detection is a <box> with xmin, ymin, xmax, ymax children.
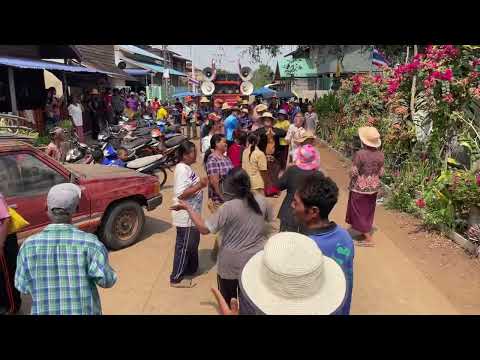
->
<box><xmin>251</xmin><ymin>64</ymin><xmax>274</xmax><ymax>88</ymax></box>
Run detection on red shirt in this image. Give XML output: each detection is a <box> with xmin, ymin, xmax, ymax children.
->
<box><xmin>227</xmin><ymin>143</ymin><xmax>244</xmax><ymax>168</ymax></box>
<box><xmin>152</xmin><ymin>101</ymin><xmax>160</xmax><ymax>113</ymax></box>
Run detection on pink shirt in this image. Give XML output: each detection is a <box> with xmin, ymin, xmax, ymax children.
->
<box><xmin>0</xmin><ymin>193</ymin><xmax>9</xmax><ymax>221</ymax></box>
<box><xmin>46</xmin><ymin>142</ymin><xmax>62</xmax><ymax>162</ymax></box>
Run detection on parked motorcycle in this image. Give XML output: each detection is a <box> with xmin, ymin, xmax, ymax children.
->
<box><xmin>126</xmin><ymin>134</ymin><xmax>187</xmax><ymax>187</ymax></box>
<box><xmin>65</xmin><ymin>133</ymin><xmax>98</xmax><ymax>164</ymax></box>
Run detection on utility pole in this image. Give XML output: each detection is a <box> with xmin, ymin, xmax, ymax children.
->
<box><xmin>191</xmin><ymin>45</ymin><xmax>196</xmax><ymax>93</ymax></box>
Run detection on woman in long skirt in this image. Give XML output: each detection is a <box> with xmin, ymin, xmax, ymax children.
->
<box><xmin>346</xmin><ymin>126</ymin><xmax>385</xmax><ymax>247</ymax></box>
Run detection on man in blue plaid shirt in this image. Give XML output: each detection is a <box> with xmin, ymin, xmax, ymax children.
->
<box><xmin>15</xmin><ymin>183</ymin><xmax>117</xmax><ymax>315</ymax></box>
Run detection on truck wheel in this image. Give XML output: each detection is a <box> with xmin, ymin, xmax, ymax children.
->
<box><xmin>100</xmin><ymin>200</ymin><xmax>145</xmax><ymax>250</ymax></box>
<box><xmin>155</xmin><ymin>168</ymin><xmax>167</xmax><ymax>188</ymax></box>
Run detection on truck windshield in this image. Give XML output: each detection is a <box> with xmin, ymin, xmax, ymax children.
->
<box><xmin>215</xmin><ymin>84</ymin><xmax>239</xmax><ymax>95</ymax></box>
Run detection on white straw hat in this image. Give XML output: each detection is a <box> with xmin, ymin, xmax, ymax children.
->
<box><xmin>358</xmin><ymin>126</ymin><xmax>381</xmax><ymax>148</ymax></box>
<box><xmin>240</xmin><ymin>232</ymin><xmax>346</xmax><ymax>315</ymax></box>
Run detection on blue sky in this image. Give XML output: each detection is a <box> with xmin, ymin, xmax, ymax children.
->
<box><xmin>156</xmin><ymin>45</ymin><xmax>294</xmax><ymax>73</ymax></box>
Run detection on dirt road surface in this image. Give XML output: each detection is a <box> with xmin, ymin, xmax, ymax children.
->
<box><xmin>20</xmin><ymin>141</ymin><xmax>480</xmax><ymax>314</ymax></box>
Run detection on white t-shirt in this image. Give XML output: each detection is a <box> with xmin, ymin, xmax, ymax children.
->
<box><xmin>68</xmin><ymin>103</ymin><xmax>83</xmax><ymax>126</ymax></box>
<box><xmin>201</xmin><ymin>134</ymin><xmax>212</xmax><ymax>161</ymax></box>
<box><xmin>171</xmin><ymin>162</ymin><xmax>203</xmax><ymax>227</ymax></box>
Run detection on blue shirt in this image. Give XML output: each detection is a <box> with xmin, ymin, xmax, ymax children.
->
<box><xmin>306</xmin><ymin>223</ymin><xmax>354</xmax><ymax>315</ymax></box>
<box><xmin>224</xmin><ymin>114</ymin><xmax>238</xmax><ymax>142</ymax></box>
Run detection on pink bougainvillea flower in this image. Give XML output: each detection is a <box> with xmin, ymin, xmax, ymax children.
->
<box><xmin>476</xmin><ymin>174</ymin><xmax>480</xmax><ymax>186</ymax></box>
<box><xmin>442</xmin><ymin>93</ymin><xmax>454</xmax><ymax>103</ymax></box>
<box><xmin>416</xmin><ymin>198</ymin><xmax>426</xmax><ymax>208</ymax></box>
<box><xmin>440</xmin><ymin>68</ymin><xmax>453</xmax><ymax>81</ymax></box>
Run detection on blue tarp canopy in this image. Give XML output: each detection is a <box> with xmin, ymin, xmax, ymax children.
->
<box><xmin>171</xmin><ymin>91</ymin><xmax>200</xmax><ymax>98</ymax></box>
<box><xmin>252</xmin><ymin>87</ymin><xmax>276</xmax><ymax>97</ymax></box>
<box><xmin>0</xmin><ymin>56</ymin><xmax>109</xmax><ymax>74</ymax></box>
<box><xmin>124</xmin><ymin>68</ymin><xmax>150</xmax><ymax>76</ymax></box>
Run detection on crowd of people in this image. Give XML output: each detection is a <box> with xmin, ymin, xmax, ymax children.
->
<box><xmin>0</xmin><ymin>92</ymin><xmax>386</xmax><ymax>315</ymax></box>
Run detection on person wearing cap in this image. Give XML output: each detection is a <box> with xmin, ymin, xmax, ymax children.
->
<box><xmin>212</xmin><ymin>231</ymin><xmax>347</xmax><ymax>315</ymax></box>
<box><xmin>45</xmin><ymin>127</ymin><xmax>65</xmax><ymax>162</ymax></box>
<box><xmin>170</xmin><ymin>167</ymin><xmax>274</xmax><ymax>305</ymax></box>
<box><xmin>292</xmin><ymin>172</ymin><xmax>354</xmax><ymax>315</ymax></box>
<box><xmin>15</xmin><ymin>183</ymin><xmax>117</xmax><ymax>315</ymax></box>
<box><xmin>0</xmin><ymin>192</ymin><xmax>22</xmax><ymax>314</ymax></box>
<box><xmin>251</xmin><ymin>103</ymin><xmax>268</xmax><ymax>132</ymax></box>
<box><xmin>274</xmin><ymin>109</ymin><xmax>291</xmax><ymax>170</ymax></box>
<box><xmin>346</xmin><ymin>126</ymin><xmax>385</xmax><ymax>247</ymax></box>
<box><xmin>304</xmin><ymin>103</ymin><xmax>319</xmax><ymax>133</ymax></box>
<box><xmin>254</xmin><ymin>112</ymin><xmax>287</xmax><ymax>197</ymax></box>
<box><xmin>275</xmin><ymin>143</ymin><xmax>321</xmax><ymax>232</ymax></box>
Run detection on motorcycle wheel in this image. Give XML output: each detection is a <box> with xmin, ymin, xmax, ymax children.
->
<box><xmin>154</xmin><ymin>168</ymin><xmax>167</xmax><ymax>188</ymax></box>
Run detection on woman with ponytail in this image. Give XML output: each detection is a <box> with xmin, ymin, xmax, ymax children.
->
<box><xmin>242</xmin><ymin>133</ymin><xmax>268</xmax><ymax>195</ymax></box>
<box><xmin>170</xmin><ymin>167</ymin><xmax>274</xmax><ymax>304</ymax></box>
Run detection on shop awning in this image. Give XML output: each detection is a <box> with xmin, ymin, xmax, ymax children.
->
<box><xmin>121</xmin><ymin>57</ymin><xmax>187</xmax><ymax>77</ymax></box>
<box><xmin>0</xmin><ymin>56</ymin><xmax>109</xmax><ymax>74</ymax></box>
<box><xmin>118</xmin><ymin>45</ymin><xmax>165</xmax><ymax>62</ymax></box>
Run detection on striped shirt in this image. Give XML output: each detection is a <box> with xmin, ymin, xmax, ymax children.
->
<box><xmin>15</xmin><ymin>224</ymin><xmax>117</xmax><ymax>315</ymax></box>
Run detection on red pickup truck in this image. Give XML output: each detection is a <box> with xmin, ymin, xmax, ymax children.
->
<box><xmin>0</xmin><ymin>139</ymin><xmax>163</xmax><ymax>250</ymax></box>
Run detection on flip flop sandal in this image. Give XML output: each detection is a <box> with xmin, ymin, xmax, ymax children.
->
<box><xmin>170</xmin><ymin>279</ymin><xmax>197</xmax><ymax>288</ymax></box>
<box><xmin>354</xmin><ymin>239</ymin><xmax>376</xmax><ymax>247</ymax></box>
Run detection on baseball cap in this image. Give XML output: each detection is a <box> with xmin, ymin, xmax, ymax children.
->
<box><xmin>47</xmin><ymin>183</ymin><xmax>82</xmax><ymax>215</ymax></box>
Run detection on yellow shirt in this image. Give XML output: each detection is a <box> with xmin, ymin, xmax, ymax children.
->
<box><xmin>275</xmin><ymin>120</ymin><xmax>291</xmax><ymax>146</ymax></box>
<box><xmin>242</xmin><ymin>146</ymin><xmax>267</xmax><ymax>190</ymax></box>
<box><xmin>157</xmin><ymin>107</ymin><xmax>168</xmax><ymax>120</ymax></box>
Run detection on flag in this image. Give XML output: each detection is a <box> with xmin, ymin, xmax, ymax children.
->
<box><xmin>372</xmin><ymin>48</ymin><xmax>389</xmax><ymax>68</ymax></box>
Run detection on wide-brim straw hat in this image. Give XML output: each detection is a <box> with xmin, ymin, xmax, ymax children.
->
<box><xmin>358</xmin><ymin>126</ymin><xmax>381</xmax><ymax>148</ymax></box>
<box><xmin>200</xmin><ymin>96</ymin><xmax>210</xmax><ymax>103</ymax></box>
<box><xmin>221</xmin><ymin>102</ymin><xmax>231</xmax><ymax>110</ymax></box>
<box><xmin>241</xmin><ymin>99</ymin><xmax>249</xmax><ymax>105</ymax></box>
<box><xmin>255</xmin><ymin>104</ymin><xmax>268</xmax><ymax>113</ymax></box>
<box><xmin>90</xmin><ymin>88</ymin><xmax>99</xmax><ymax>95</ymax></box>
<box><xmin>207</xmin><ymin>112</ymin><xmax>221</xmax><ymax>122</ymax></box>
<box><xmin>260</xmin><ymin>112</ymin><xmax>274</xmax><ymax>120</ymax></box>
<box><xmin>295</xmin><ymin>144</ymin><xmax>321</xmax><ymax>171</ymax></box>
<box><xmin>297</xmin><ymin>130</ymin><xmax>316</xmax><ymax>144</ymax></box>
<box><xmin>241</xmin><ymin>232</ymin><xmax>347</xmax><ymax>315</ymax></box>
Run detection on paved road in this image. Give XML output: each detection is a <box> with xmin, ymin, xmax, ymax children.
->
<box><xmin>23</xmin><ymin>140</ymin><xmax>480</xmax><ymax>315</ymax></box>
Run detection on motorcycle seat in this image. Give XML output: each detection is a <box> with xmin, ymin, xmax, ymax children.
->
<box><xmin>122</xmin><ymin>137</ymin><xmax>150</xmax><ymax>150</ymax></box>
<box><xmin>134</xmin><ymin>127</ymin><xmax>151</xmax><ymax>136</ymax></box>
<box><xmin>164</xmin><ymin>134</ymin><xmax>187</xmax><ymax>148</ymax></box>
<box><xmin>126</xmin><ymin>154</ymin><xmax>164</xmax><ymax>169</ymax></box>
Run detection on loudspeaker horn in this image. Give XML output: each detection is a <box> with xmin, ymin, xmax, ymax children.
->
<box><xmin>203</xmin><ymin>67</ymin><xmax>215</xmax><ymax>81</ymax></box>
<box><xmin>201</xmin><ymin>81</ymin><xmax>215</xmax><ymax>96</ymax></box>
<box><xmin>240</xmin><ymin>81</ymin><xmax>254</xmax><ymax>96</ymax></box>
<box><xmin>239</xmin><ymin>66</ymin><xmax>253</xmax><ymax>81</ymax></box>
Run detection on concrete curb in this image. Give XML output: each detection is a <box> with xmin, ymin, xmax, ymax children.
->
<box><xmin>319</xmin><ymin>139</ymin><xmax>479</xmax><ymax>256</ymax></box>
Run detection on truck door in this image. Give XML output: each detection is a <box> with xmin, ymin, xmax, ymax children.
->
<box><xmin>0</xmin><ymin>151</ymin><xmax>90</xmax><ymax>240</ymax></box>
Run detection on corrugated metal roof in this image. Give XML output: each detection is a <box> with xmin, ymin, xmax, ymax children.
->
<box><xmin>118</xmin><ymin>45</ymin><xmax>165</xmax><ymax>61</ymax></box>
<box><xmin>122</xmin><ymin>57</ymin><xmax>187</xmax><ymax>77</ymax></box>
<box><xmin>0</xmin><ymin>56</ymin><xmax>108</xmax><ymax>73</ymax></box>
<box><xmin>124</xmin><ymin>68</ymin><xmax>150</xmax><ymax>76</ymax></box>
<box><xmin>74</xmin><ymin>45</ymin><xmax>135</xmax><ymax>80</ymax></box>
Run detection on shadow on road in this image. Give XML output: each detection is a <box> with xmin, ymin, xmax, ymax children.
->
<box><xmin>137</xmin><ymin>216</ymin><xmax>173</xmax><ymax>243</ymax></box>
<box><xmin>197</xmin><ymin>249</ymin><xmax>217</xmax><ymax>275</ymax></box>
